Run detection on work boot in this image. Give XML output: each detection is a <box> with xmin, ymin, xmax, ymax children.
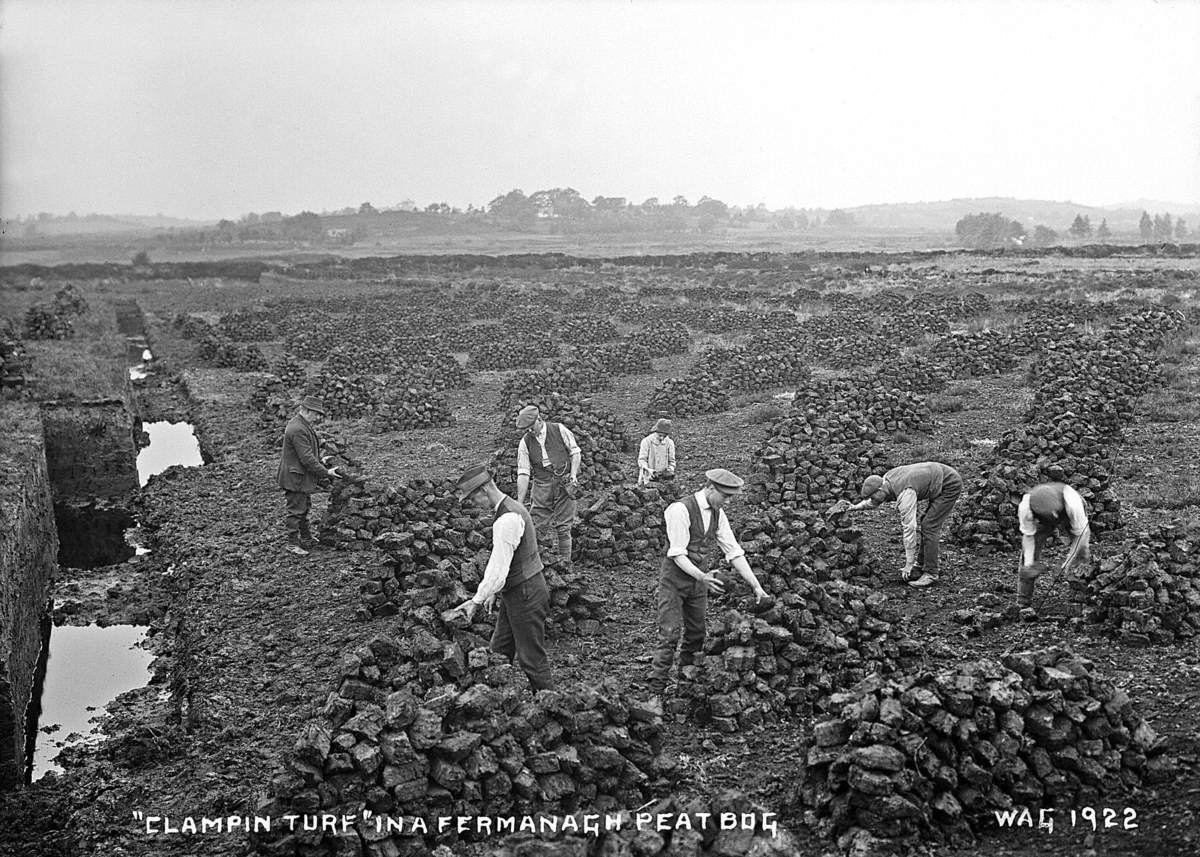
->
<box><xmin>284</xmin><ymin>533</ymin><xmax>309</xmax><ymax>556</ymax></box>
<box><xmin>907</xmin><ymin>573</ymin><xmax>937</xmax><ymax>588</ymax></box>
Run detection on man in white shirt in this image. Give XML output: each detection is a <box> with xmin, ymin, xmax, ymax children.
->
<box><xmin>839</xmin><ymin>461</ymin><xmax>962</xmax><ymax>588</ymax></box>
<box><xmin>1015</xmin><ymin>482</ymin><xmax>1091</xmax><ymax>607</ymax></box>
<box><xmin>515</xmin><ymin>405</ymin><xmax>582</xmax><ymax>568</ymax></box>
<box><xmin>648</xmin><ymin>468</ymin><xmax>767</xmax><ymax>695</ymax></box>
<box><xmin>638</xmin><ymin>418</ymin><xmax>677</xmax><ymax>487</ymax></box>
<box><xmin>453</xmin><ymin>464</ymin><xmax>553</xmax><ymax>691</ymax></box>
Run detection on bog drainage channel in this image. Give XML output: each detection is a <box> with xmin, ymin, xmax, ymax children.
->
<box><xmin>24</xmin><ymin>622</ymin><xmax>153</xmax><ymax>781</ymax></box>
<box><xmin>29</xmin><ymin>417</ymin><xmax>205</xmax><ymax>781</ymax></box>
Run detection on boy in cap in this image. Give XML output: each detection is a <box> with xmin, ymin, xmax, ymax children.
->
<box><xmin>277</xmin><ymin>396</ymin><xmax>342</xmax><ymax>555</ymax></box>
<box><xmin>638</xmin><ymin>418</ymin><xmax>677</xmax><ymax>487</ymax></box>
<box><xmin>1015</xmin><ymin>482</ymin><xmax>1091</xmax><ymax>607</ymax></box>
<box><xmin>452</xmin><ymin>464</ymin><xmax>553</xmax><ymax>691</ymax></box>
<box><xmin>648</xmin><ymin>467</ymin><xmax>768</xmax><ymax>695</ymax></box>
<box><xmin>514</xmin><ymin>405</ymin><xmax>582</xmax><ymax>568</ymax></box>
<box><xmin>836</xmin><ymin>461</ymin><xmax>962</xmax><ymax>587</ymax></box>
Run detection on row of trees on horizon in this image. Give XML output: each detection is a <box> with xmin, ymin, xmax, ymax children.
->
<box><xmin>955</xmin><ymin>211</ymin><xmax>1189</xmax><ymax>250</ymax></box>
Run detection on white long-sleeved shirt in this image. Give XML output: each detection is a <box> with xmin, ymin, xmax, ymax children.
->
<box><xmin>894</xmin><ymin>489</ymin><xmax>920</xmax><ymax>568</ymax></box>
<box><xmin>1018</xmin><ymin>485</ymin><xmax>1090</xmax><ymax>567</ymax></box>
<box><xmin>1017</xmin><ymin>485</ymin><xmax>1089</xmax><ymax>537</ymax></box>
<box><xmin>472</xmin><ymin>499</ymin><xmax>525</xmax><ymax>605</ymax></box>
<box><xmin>637</xmin><ymin>433</ymin><xmax>676</xmax><ymax>484</ymax></box>
<box><xmin>516</xmin><ymin>422</ymin><xmax>581</xmax><ymax>477</ymax></box>
<box><xmin>664</xmin><ymin>490</ymin><xmax>745</xmax><ymax>565</ymax></box>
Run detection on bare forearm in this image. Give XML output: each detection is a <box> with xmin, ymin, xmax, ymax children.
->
<box><xmin>516</xmin><ymin>474</ymin><xmax>530</xmax><ymax>504</ymax></box>
<box><xmin>731</xmin><ymin>556</ymin><xmax>764</xmax><ymax>592</ymax></box>
<box><xmin>671</xmin><ymin>555</ymin><xmax>707</xmax><ymax>582</ymax></box>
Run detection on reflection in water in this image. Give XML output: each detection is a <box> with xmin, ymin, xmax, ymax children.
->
<box><xmin>27</xmin><ymin>623</ymin><xmax>152</xmax><ymax>780</ymax></box>
<box><xmin>136</xmin><ymin>421</ymin><xmax>204</xmax><ymax>486</ymax></box>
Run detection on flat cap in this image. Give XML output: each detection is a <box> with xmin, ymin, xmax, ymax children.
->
<box><xmin>298</xmin><ymin>395</ymin><xmax>327</xmax><ymax>414</ymax></box>
<box><xmin>652</xmin><ymin>418</ymin><xmax>673</xmax><ymax>434</ymax></box>
<box><xmin>705</xmin><ymin>468</ymin><xmax>744</xmax><ymax>493</ymax></box>
<box><xmin>515</xmin><ymin>404</ymin><xmax>541</xmax><ymax>429</ymax></box>
<box><xmin>456</xmin><ymin>464</ymin><xmax>492</xmax><ymax>496</ymax></box>
<box><xmin>860</xmin><ymin>475</ymin><xmax>885</xmax><ymax>498</ymax></box>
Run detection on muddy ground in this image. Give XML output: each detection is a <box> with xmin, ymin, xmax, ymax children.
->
<box><xmin>1</xmin><ymin>253</ymin><xmax>1198</xmax><ymax>857</ymax></box>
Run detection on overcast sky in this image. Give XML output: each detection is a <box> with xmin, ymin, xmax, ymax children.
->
<box><xmin>2</xmin><ymin>0</ymin><xmax>1198</xmax><ymax>220</ymax></box>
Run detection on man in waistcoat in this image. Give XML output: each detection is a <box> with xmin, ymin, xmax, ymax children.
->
<box><xmin>276</xmin><ymin>395</ymin><xmax>341</xmax><ymax>556</ymax></box>
<box><xmin>1015</xmin><ymin>482</ymin><xmax>1092</xmax><ymax>607</ymax></box>
<box><xmin>648</xmin><ymin>468</ymin><xmax>768</xmax><ymax>695</ymax></box>
<box><xmin>453</xmin><ymin>464</ymin><xmax>553</xmax><ymax>691</ymax></box>
<box><xmin>515</xmin><ymin>405</ymin><xmax>582</xmax><ymax>568</ymax></box>
<box><xmin>840</xmin><ymin>461</ymin><xmax>963</xmax><ymax>587</ymax></box>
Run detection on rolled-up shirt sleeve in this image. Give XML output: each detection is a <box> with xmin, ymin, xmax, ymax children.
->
<box><xmin>473</xmin><ymin>512</ymin><xmax>524</xmax><ymax>604</ymax></box>
<box><xmin>896</xmin><ymin>487</ymin><xmax>919</xmax><ymax>566</ymax></box>
<box><xmin>714</xmin><ymin>508</ymin><xmax>745</xmax><ymax>562</ymax></box>
<box><xmin>515</xmin><ymin>436</ymin><xmax>531</xmax><ymax>477</ymax></box>
<box><xmin>1063</xmin><ymin>486</ymin><xmax>1089</xmax><ymax>535</ymax></box>
<box><xmin>664</xmin><ymin>501</ymin><xmax>691</xmax><ymax>559</ymax></box>
<box><xmin>638</xmin><ymin>436</ymin><xmax>651</xmax><ymax>472</ymax></box>
<box><xmin>560</xmin><ymin>425</ymin><xmax>582</xmax><ymax>458</ymax></box>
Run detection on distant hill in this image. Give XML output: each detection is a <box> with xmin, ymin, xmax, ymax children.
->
<box><xmin>4</xmin><ymin>213</ymin><xmax>214</xmax><ymax>237</ymax></box>
<box><xmin>844</xmin><ymin>197</ymin><xmax>1200</xmax><ymax>232</ymax></box>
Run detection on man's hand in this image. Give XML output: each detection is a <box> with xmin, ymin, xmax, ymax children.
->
<box><xmin>700</xmin><ymin>573</ymin><xmax>726</xmax><ymax>595</ymax></box>
<box><xmin>327</xmin><ymin>466</ymin><xmax>342</xmax><ymax>479</ymax></box>
<box><xmin>454</xmin><ymin>599</ymin><xmax>480</xmax><ymax>621</ymax></box>
<box><xmin>826</xmin><ymin>499</ymin><xmax>851</xmax><ymax>516</ymax></box>
<box><xmin>900</xmin><ymin>563</ymin><xmax>915</xmax><ymax>582</ymax></box>
<box><xmin>752</xmin><ymin>584</ymin><xmax>768</xmax><ymax>603</ymax></box>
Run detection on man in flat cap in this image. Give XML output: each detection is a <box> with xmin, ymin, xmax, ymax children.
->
<box><xmin>453</xmin><ymin>464</ymin><xmax>553</xmax><ymax>691</ymax></box>
<box><xmin>638</xmin><ymin>418</ymin><xmax>677</xmax><ymax>488</ymax></box>
<box><xmin>648</xmin><ymin>467</ymin><xmax>768</xmax><ymax>695</ymax></box>
<box><xmin>1015</xmin><ymin>481</ymin><xmax>1092</xmax><ymax>607</ymax></box>
<box><xmin>515</xmin><ymin>405</ymin><xmax>582</xmax><ymax>568</ymax></box>
<box><xmin>835</xmin><ymin>461</ymin><xmax>962</xmax><ymax>587</ymax></box>
<box><xmin>277</xmin><ymin>395</ymin><xmax>342</xmax><ymax>555</ymax></box>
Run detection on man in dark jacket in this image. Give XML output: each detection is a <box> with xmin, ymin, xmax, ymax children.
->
<box><xmin>836</xmin><ymin>461</ymin><xmax>963</xmax><ymax>587</ymax></box>
<box><xmin>277</xmin><ymin>396</ymin><xmax>341</xmax><ymax>555</ymax></box>
<box><xmin>453</xmin><ymin>464</ymin><xmax>553</xmax><ymax>691</ymax></box>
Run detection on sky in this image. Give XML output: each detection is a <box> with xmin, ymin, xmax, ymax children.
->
<box><xmin>2</xmin><ymin>0</ymin><xmax>1199</xmax><ymax>221</ymax></box>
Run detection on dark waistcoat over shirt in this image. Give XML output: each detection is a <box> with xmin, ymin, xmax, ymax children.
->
<box><xmin>525</xmin><ymin>422</ymin><xmax>570</xmax><ymax>480</ymax></box>
<box><xmin>495</xmin><ymin>496</ymin><xmax>544</xmax><ymax>589</ymax></box>
<box><xmin>660</xmin><ymin>493</ymin><xmax>720</xmax><ymax>578</ymax></box>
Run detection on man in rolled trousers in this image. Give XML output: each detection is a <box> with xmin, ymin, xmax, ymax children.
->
<box><xmin>1015</xmin><ymin>482</ymin><xmax>1092</xmax><ymax>607</ymax></box>
<box><xmin>838</xmin><ymin>461</ymin><xmax>963</xmax><ymax>588</ymax></box>
<box><xmin>648</xmin><ymin>468</ymin><xmax>768</xmax><ymax>696</ymax></box>
<box><xmin>514</xmin><ymin>405</ymin><xmax>582</xmax><ymax>568</ymax></box>
<box><xmin>453</xmin><ymin>464</ymin><xmax>553</xmax><ymax>691</ymax></box>
<box><xmin>277</xmin><ymin>395</ymin><xmax>342</xmax><ymax>555</ymax></box>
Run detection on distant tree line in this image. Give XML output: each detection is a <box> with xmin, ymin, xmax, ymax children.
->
<box><xmin>958</xmin><ymin>209</ymin><xmax>1190</xmax><ymax>250</ymax></box>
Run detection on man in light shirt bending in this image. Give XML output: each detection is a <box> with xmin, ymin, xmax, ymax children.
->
<box><xmin>1015</xmin><ymin>481</ymin><xmax>1092</xmax><ymax>607</ymax></box>
<box><xmin>841</xmin><ymin>461</ymin><xmax>963</xmax><ymax>588</ymax></box>
<box><xmin>648</xmin><ymin>467</ymin><xmax>767</xmax><ymax>696</ymax></box>
<box><xmin>453</xmin><ymin>464</ymin><xmax>553</xmax><ymax>691</ymax></box>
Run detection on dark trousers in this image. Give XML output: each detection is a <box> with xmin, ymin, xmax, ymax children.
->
<box><xmin>649</xmin><ymin>567</ymin><xmax>707</xmax><ymax>689</ymax></box>
<box><xmin>530</xmin><ymin>479</ymin><xmax>576</xmax><ymax>565</ymax></box>
<box><xmin>284</xmin><ymin>490</ymin><xmax>312</xmax><ymax>536</ymax></box>
<box><xmin>916</xmin><ymin>472</ymin><xmax>962</xmax><ymax>577</ymax></box>
<box><xmin>491</xmin><ymin>571</ymin><xmax>553</xmax><ymax>691</ymax></box>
